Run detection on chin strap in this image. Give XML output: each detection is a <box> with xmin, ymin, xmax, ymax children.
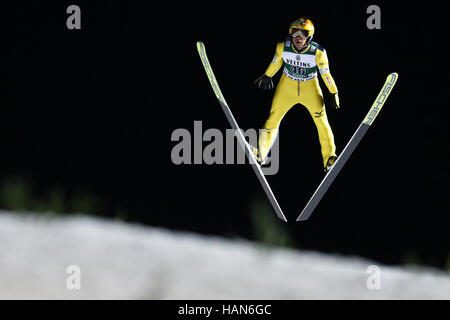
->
<box><xmin>291</xmin><ymin>36</ymin><xmax>313</xmax><ymax>52</ymax></box>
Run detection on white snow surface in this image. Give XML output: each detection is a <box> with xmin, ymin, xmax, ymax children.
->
<box><xmin>0</xmin><ymin>211</ymin><xmax>448</xmax><ymax>299</ymax></box>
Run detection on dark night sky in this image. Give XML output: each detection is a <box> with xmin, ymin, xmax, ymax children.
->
<box><xmin>2</xmin><ymin>1</ymin><xmax>449</xmax><ymax>269</ymax></box>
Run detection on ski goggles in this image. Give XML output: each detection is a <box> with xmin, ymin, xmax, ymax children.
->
<box><xmin>290</xmin><ymin>28</ymin><xmax>311</xmax><ymax>39</ymax></box>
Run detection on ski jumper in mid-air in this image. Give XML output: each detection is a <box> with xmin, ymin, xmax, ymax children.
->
<box><xmin>254</xmin><ymin>17</ymin><xmax>341</xmax><ymax>172</ymax></box>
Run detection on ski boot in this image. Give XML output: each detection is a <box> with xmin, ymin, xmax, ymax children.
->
<box><xmin>324</xmin><ymin>155</ymin><xmax>338</xmax><ymax>173</ymax></box>
<box><xmin>250</xmin><ymin>145</ymin><xmax>270</xmax><ymax>166</ymax></box>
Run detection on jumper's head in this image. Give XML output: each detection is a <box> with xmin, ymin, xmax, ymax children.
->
<box><xmin>289</xmin><ymin>18</ymin><xmax>315</xmax><ymax>51</ymax></box>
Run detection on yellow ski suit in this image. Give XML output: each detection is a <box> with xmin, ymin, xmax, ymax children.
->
<box><xmin>259</xmin><ymin>40</ymin><xmax>339</xmax><ymax>168</ymax></box>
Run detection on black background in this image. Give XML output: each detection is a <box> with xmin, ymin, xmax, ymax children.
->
<box><xmin>2</xmin><ymin>1</ymin><xmax>449</xmax><ymax>269</ymax></box>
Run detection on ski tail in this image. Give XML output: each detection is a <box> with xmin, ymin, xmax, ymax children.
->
<box><xmin>197</xmin><ymin>41</ymin><xmax>288</xmax><ymax>222</ymax></box>
<box><xmin>296</xmin><ymin>72</ymin><xmax>399</xmax><ymax>222</ymax></box>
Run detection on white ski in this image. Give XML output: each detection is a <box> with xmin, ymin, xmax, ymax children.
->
<box><xmin>297</xmin><ymin>72</ymin><xmax>399</xmax><ymax>221</ymax></box>
<box><xmin>197</xmin><ymin>41</ymin><xmax>287</xmax><ymax>222</ymax></box>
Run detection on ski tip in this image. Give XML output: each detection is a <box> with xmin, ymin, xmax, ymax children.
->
<box><xmin>296</xmin><ymin>217</ymin><xmax>308</xmax><ymax>222</ymax></box>
<box><xmin>389</xmin><ymin>72</ymin><xmax>399</xmax><ymax>79</ymax></box>
<box><xmin>196</xmin><ymin>41</ymin><xmax>204</xmax><ymax>48</ymax></box>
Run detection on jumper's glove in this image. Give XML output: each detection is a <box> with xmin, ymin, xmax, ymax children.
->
<box><xmin>329</xmin><ymin>92</ymin><xmax>341</xmax><ymax>110</ymax></box>
<box><xmin>254</xmin><ymin>75</ymin><xmax>274</xmax><ymax>90</ymax></box>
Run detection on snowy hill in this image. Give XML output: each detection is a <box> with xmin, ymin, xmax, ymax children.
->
<box><xmin>0</xmin><ymin>211</ymin><xmax>448</xmax><ymax>299</ymax></box>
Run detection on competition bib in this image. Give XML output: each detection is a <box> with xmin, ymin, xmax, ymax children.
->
<box><xmin>282</xmin><ymin>40</ymin><xmax>319</xmax><ymax>81</ymax></box>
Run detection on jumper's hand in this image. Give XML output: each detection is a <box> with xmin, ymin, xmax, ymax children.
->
<box><xmin>254</xmin><ymin>75</ymin><xmax>274</xmax><ymax>90</ymax></box>
<box><xmin>329</xmin><ymin>92</ymin><xmax>341</xmax><ymax>109</ymax></box>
